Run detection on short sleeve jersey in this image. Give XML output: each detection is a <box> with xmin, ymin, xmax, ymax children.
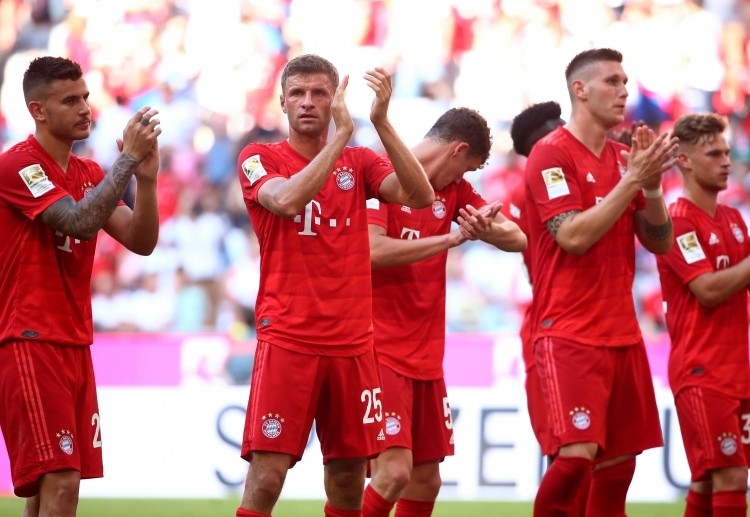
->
<box><xmin>524</xmin><ymin>127</ymin><xmax>644</xmax><ymax>346</ymax></box>
<box><xmin>368</xmin><ymin>180</ymin><xmax>485</xmax><ymax>380</ymax></box>
<box><xmin>656</xmin><ymin>198</ymin><xmax>750</xmax><ymax>398</ymax></box>
<box><xmin>237</xmin><ymin>140</ymin><xmax>393</xmax><ymax>356</ymax></box>
<box><xmin>0</xmin><ymin>136</ymin><xmax>105</xmax><ymax>346</ymax></box>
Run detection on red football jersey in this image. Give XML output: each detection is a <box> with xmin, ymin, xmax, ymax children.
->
<box><xmin>524</xmin><ymin>127</ymin><xmax>644</xmax><ymax>346</ymax></box>
<box><xmin>237</xmin><ymin>141</ymin><xmax>393</xmax><ymax>356</ymax></box>
<box><xmin>0</xmin><ymin>136</ymin><xmax>105</xmax><ymax>346</ymax></box>
<box><xmin>368</xmin><ymin>179</ymin><xmax>485</xmax><ymax>380</ymax></box>
<box><xmin>657</xmin><ymin>198</ymin><xmax>750</xmax><ymax>398</ymax></box>
<box><xmin>502</xmin><ymin>180</ymin><xmax>535</xmax><ymax>368</ymax></box>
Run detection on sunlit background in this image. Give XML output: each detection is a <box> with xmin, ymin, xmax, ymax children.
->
<box><xmin>0</xmin><ymin>0</ymin><xmax>748</xmax><ymax>506</ymax></box>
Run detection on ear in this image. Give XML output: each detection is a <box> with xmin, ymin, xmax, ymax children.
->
<box><xmin>451</xmin><ymin>142</ymin><xmax>470</xmax><ymax>157</ymax></box>
<box><xmin>571</xmin><ymin>78</ymin><xmax>587</xmax><ymax>100</ymax></box>
<box><xmin>28</xmin><ymin>101</ymin><xmax>45</xmax><ymax>122</ymax></box>
<box><xmin>279</xmin><ymin>94</ymin><xmax>287</xmax><ymax>114</ymax></box>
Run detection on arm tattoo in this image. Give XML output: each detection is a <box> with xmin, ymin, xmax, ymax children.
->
<box><xmin>545</xmin><ymin>210</ymin><xmax>580</xmax><ymax>237</ymax></box>
<box><xmin>644</xmin><ymin>219</ymin><xmax>673</xmax><ymax>241</ymax></box>
<box><xmin>40</xmin><ymin>153</ymin><xmax>138</xmax><ymax>240</ymax></box>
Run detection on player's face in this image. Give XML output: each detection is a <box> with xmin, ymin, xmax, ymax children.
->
<box><xmin>583</xmin><ymin>61</ymin><xmax>628</xmax><ymax>129</ymax></box>
<box><xmin>35</xmin><ymin>78</ymin><xmax>92</xmax><ymax>142</ymax></box>
<box><xmin>280</xmin><ymin>73</ymin><xmax>335</xmax><ymax>137</ymax></box>
<box><xmin>435</xmin><ymin>151</ymin><xmax>485</xmax><ymax>191</ymax></box>
<box><xmin>682</xmin><ymin>133</ymin><xmax>731</xmax><ymax>192</ymax></box>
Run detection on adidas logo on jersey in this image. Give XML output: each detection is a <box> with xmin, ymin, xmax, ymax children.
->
<box><xmin>709</xmin><ymin>233</ymin><xmax>719</xmax><ymax>245</ymax></box>
<box><xmin>586</xmin><ymin>172</ymin><xmax>596</xmax><ymax>183</ymax></box>
<box><xmin>401</xmin><ymin>206</ymin><xmax>411</xmax><ymax>213</ymax></box>
<box><xmin>377</xmin><ymin>429</ymin><xmax>386</xmax><ymax>441</ymax></box>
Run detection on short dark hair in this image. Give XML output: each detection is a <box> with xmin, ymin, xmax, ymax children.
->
<box><xmin>672</xmin><ymin>113</ymin><xmax>727</xmax><ymax>147</ymax></box>
<box><xmin>510</xmin><ymin>101</ymin><xmax>564</xmax><ymax>157</ymax></box>
<box><xmin>565</xmin><ymin>48</ymin><xmax>623</xmax><ymax>83</ymax></box>
<box><xmin>424</xmin><ymin>107</ymin><xmax>492</xmax><ymax>165</ymax></box>
<box><xmin>23</xmin><ymin>56</ymin><xmax>83</xmax><ymax>103</ymax></box>
<box><xmin>280</xmin><ymin>54</ymin><xmax>339</xmax><ymax>92</ymax></box>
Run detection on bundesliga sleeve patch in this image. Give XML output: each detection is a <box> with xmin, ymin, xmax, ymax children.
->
<box><xmin>366</xmin><ymin>198</ymin><xmax>380</xmax><ymax>210</ymax></box>
<box><xmin>18</xmin><ymin>164</ymin><xmax>55</xmax><ymax>198</ymax></box>
<box><xmin>541</xmin><ymin>167</ymin><xmax>570</xmax><ymax>200</ymax></box>
<box><xmin>677</xmin><ymin>231</ymin><xmax>706</xmax><ymax>264</ymax></box>
<box><xmin>241</xmin><ymin>154</ymin><xmax>267</xmax><ymax>186</ymax></box>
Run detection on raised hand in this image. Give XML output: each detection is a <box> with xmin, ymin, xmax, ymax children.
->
<box><xmin>621</xmin><ymin>126</ymin><xmax>679</xmax><ymax>190</ymax></box>
<box><xmin>120</xmin><ymin>106</ymin><xmax>162</xmax><ymax>162</ymax></box>
<box><xmin>332</xmin><ymin>74</ymin><xmax>354</xmax><ymax>141</ymax></box>
<box><xmin>365</xmin><ymin>67</ymin><xmax>393</xmax><ymax>125</ymax></box>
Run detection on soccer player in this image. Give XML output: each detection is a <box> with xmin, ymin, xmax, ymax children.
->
<box><xmin>361</xmin><ymin>107</ymin><xmax>526</xmax><ymax>517</ymax></box>
<box><xmin>0</xmin><ymin>56</ymin><xmax>161</xmax><ymax>517</ymax></box>
<box><xmin>235</xmin><ymin>54</ymin><xmax>434</xmax><ymax>517</ymax></box>
<box><xmin>656</xmin><ymin>113</ymin><xmax>750</xmax><ymax>517</ymax></box>
<box><xmin>524</xmin><ymin>47</ymin><xmax>679</xmax><ymax>515</ymax></box>
<box><xmin>506</xmin><ymin>101</ymin><xmax>565</xmax><ymax>462</ymax></box>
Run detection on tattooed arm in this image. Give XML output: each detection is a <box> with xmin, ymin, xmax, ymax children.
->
<box><xmin>633</xmin><ymin>202</ymin><xmax>673</xmax><ymax>255</ymax></box>
<box><xmin>39</xmin><ymin>107</ymin><xmax>161</xmax><ymax>247</ymax></box>
<box><xmin>39</xmin><ymin>153</ymin><xmax>140</xmax><ymax>241</ymax></box>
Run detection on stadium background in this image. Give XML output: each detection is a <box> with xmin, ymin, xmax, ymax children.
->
<box><xmin>0</xmin><ymin>0</ymin><xmax>749</xmax><ymax>513</ymax></box>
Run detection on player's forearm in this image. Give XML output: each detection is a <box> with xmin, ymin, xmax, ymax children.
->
<box><xmin>264</xmin><ymin>136</ymin><xmax>349</xmax><ymax>218</ymax></box>
<box><xmin>690</xmin><ymin>256</ymin><xmax>750</xmax><ymax>307</ymax></box>
<box><xmin>635</xmin><ymin>197</ymin><xmax>673</xmax><ymax>255</ymax></box>
<box><xmin>39</xmin><ymin>152</ymin><xmax>139</xmax><ymax>241</ymax></box>
<box><xmin>374</xmin><ymin>120</ymin><xmax>433</xmax><ymax>208</ymax></box>
<box><xmin>122</xmin><ymin>178</ymin><xmax>159</xmax><ymax>255</ymax></box>
<box><xmin>370</xmin><ymin>233</ymin><xmax>456</xmax><ymax>268</ymax></box>
<box><xmin>553</xmin><ymin>177</ymin><xmax>639</xmax><ymax>256</ymax></box>
<box><xmin>480</xmin><ymin>220</ymin><xmax>527</xmax><ymax>252</ymax></box>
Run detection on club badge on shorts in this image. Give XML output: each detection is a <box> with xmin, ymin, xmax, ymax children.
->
<box><xmin>384</xmin><ymin>412</ymin><xmax>402</xmax><ymax>436</ymax></box>
<box><xmin>718</xmin><ymin>432</ymin><xmax>738</xmax><ymax>456</ymax></box>
<box><xmin>57</xmin><ymin>429</ymin><xmax>74</xmax><ymax>455</ymax></box>
<box><xmin>570</xmin><ymin>407</ymin><xmax>591</xmax><ymax>430</ymax></box>
<box><xmin>261</xmin><ymin>413</ymin><xmax>284</xmax><ymax>439</ymax></box>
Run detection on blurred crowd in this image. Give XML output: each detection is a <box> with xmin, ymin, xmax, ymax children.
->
<box><xmin>2</xmin><ymin>0</ymin><xmax>750</xmax><ymax>353</ymax></box>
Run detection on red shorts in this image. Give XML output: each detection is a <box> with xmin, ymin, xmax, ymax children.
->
<box><xmin>534</xmin><ymin>337</ymin><xmax>663</xmax><ymax>460</ymax></box>
<box><xmin>379</xmin><ymin>365</ymin><xmax>453</xmax><ymax>465</ymax></box>
<box><xmin>525</xmin><ymin>365</ymin><xmax>552</xmax><ymax>456</ymax></box>
<box><xmin>675</xmin><ymin>387</ymin><xmax>750</xmax><ymax>481</ymax></box>
<box><xmin>0</xmin><ymin>341</ymin><xmax>102</xmax><ymax>497</ymax></box>
<box><xmin>241</xmin><ymin>340</ymin><xmax>385</xmax><ymax>465</ymax></box>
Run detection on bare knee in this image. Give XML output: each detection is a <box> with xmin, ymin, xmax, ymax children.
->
<box><xmin>241</xmin><ymin>452</ymin><xmax>290</xmax><ymax>513</ymax></box>
<box><xmin>558</xmin><ymin>442</ymin><xmax>598</xmax><ymax>461</ymax></box>
<box><xmin>712</xmin><ymin>467</ymin><xmax>748</xmax><ymax>492</ymax></box>
<box><xmin>405</xmin><ymin>463</ymin><xmax>441</xmax><ymax>501</ymax></box>
<box><xmin>37</xmin><ymin>471</ymin><xmax>81</xmax><ymax>517</ymax></box>
<box><xmin>371</xmin><ymin>450</ymin><xmax>413</xmax><ymax>498</ymax></box>
<box><xmin>325</xmin><ymin>458</ymin><xmax>367</xmax><ymax>509</ymax></box>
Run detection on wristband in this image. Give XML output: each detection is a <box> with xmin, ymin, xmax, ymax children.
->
<box><xmin>642</xmin><ymin>185</ymin><xmax>663</xmax><ymax>199</ymax></box>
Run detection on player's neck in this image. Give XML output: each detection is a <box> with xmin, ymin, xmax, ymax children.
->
<box><xmin>684</xmin><ymin>186</ymin><xmax>718</xmax><ymax>217</ymax></box>
<box><xmin>34</xmin><ymin>130</ymin><xmax>72</xmax><ymax>172</ymax></box>
<box><xmin>564</xmin><ymin>117</ymin><xmax>608</xmax><ymax>157</ymax></box>
<box><xmin>287</xmin><ymin>131</ymin><xmax>330</xmax><ymax>161</ymax></box>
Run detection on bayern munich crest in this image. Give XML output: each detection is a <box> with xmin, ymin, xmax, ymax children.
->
<box><xmin>432</xmin><ymin>199</ymin><xmax>447</xmax><ymax>220</ymax></box>
<box><xmin>384</xmin><ymin>412</ymin><xmax>402</xmax><ymax>436</ymax></box>
<box><xmin>261</xmin><ymin>413</ymin><xmax>285</xmax><ymax>439</ymax></box>
<box><xmin>82</xmin><ymin>181</ymin><xmax>95</xmax><ymax>197</ymax></box>
<box><xmin>57</xmin><ymin>429</ymin><xmax>74</xmax><ymax>455</ymax></box>
<box><xmin>570</xmin><ymin>407</ymin><xmax>591</xmax><ymax>430</ymax></box>
<box><xmin>731</xmin><ymin>224</ymin><xmax>745</xmax><ymax>243</ymax></box>
<box><xmin>335</xmin><ymin>167</ymin><xmax>355</xmax><ymax>191</ymax></box>
<box><xmin>719</xmin><ymin>433</ymin><xmax>738</xmax><ymax>456</ymax></box>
